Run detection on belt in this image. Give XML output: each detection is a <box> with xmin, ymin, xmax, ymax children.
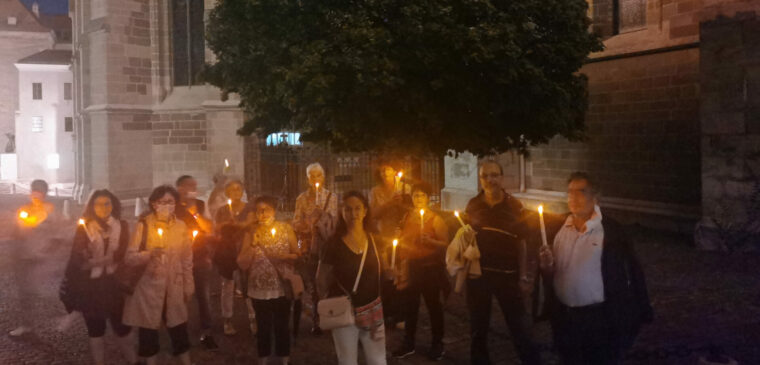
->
<box><xmin>560</xmin><ymin>301</ymin><xmax>607</xmax><ymax>316</ymax></box>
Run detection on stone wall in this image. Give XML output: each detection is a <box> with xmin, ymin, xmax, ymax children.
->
<box><xmin>528</xmin><ymin>48</ymin><xmax>701</xmax><ymax>206</ymax></box>
<box><xmin>696</xmin><ymin>11</ymin><xmax>760</xmax><ymax>249</ymax></box>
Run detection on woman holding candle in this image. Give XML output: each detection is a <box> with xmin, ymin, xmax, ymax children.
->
<box><xmin>60</xmin><ymin>189</ymin><xmax>137</xmax><ymax>365</ymax></box>
<box><xmin>317</xmin><ymin>191</ymin><xmax>388</xmax><ymax>365</ymax></box>
<box><xmin>214</xmin><ymin>178</ymin><xmax>256</xmax><ymax>336</ymax></box>
<box><xmin>122</xmin><ymin>185</ymin><xmax>194</xmax><ymax>365</ymax></box>
<box><xmin>392</xmin><ymin>182</ymin><xmax>450</xmax><ymax>361</ymax></box>
<box><xmin>238</xmin><ymin>196</ymin><xmax>300</xmax><ymax>365</ymax></box>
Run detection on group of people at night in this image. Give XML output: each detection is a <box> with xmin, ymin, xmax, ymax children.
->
<box><xmin>11</xmin><ymin>160</ymin><xmax>653</xmax><ymax>365</ymax></box>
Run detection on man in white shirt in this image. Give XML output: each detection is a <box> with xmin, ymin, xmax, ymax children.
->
<box><xmin>539</xmin><ymin>172</ymin><xmax>653</xmax><ymax>364</ymax></box>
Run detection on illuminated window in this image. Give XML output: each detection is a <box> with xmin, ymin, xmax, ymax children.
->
<box><xmin>65</xmin><ymin>117</ymin><xmax>73</xmax><ymax>132</ymax></box>
<box><xmin>32</xmin><ymin>83</ymin><xmax>42</xmax><ymax>100</ymax></box>
<box><xmin>31</xmin><ymin>116</ymin><xmax>43</xmax><ymax>132</ymax></box>
<box><xmin>266</xmin><ymin>132</ymin><xmax>302</xmax><ymax>146</ymax></box>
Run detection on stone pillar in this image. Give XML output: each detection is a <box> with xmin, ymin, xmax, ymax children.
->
<box><xmin>441</xmin><ymin>151</ymin><xmax>478</xmax><ymax>211</ymax></box>
<box><xmin>696</xmin><ymin>12</ymin><xmax>760</xmax><ymax>250</ymax></box>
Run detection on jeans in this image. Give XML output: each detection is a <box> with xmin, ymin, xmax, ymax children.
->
<box><xmin>193</xmin><ymin>266</ymin><xmax>214</xmax><ymax>331</ymax></box>
<box><xmin>252</xmin><ymin>296</ymin><xmax>291</xmax><ymax>357</ymax></box>
<box><xmin>466</xmin><ymin>272</ymin><xmax>540</xmax><ymax>365</ymax></box>
<box><xmin>403</xmin><ymin>264</ymin><xmax>444</xmax><ymax>346</ymax></box>
<box><xmin>331</xmin><ymin>324</ymin><xmax>387</xmax><ymax>365</ymax></box>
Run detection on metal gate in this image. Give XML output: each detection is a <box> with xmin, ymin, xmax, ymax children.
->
<box><xmin>246</xmin><ymin>138</ymin><xmax>443</xmax><ymax>212</ymax></box>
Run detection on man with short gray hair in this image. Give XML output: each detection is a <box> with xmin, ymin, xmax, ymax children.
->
<box><xmin>539</xmin><ymin>172</ymin><xmax>653</xmax><ymax>364</ymax></box>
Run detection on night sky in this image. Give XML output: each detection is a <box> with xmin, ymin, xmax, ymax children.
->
<box><xmin>19</xmin><ymin>0</ymin><xmax>69</xmax><ymax>15</ymax></box>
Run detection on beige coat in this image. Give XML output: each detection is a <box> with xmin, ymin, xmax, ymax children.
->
<box><xmin>123</xmin><ymin>214</ymin><xmax>194</xmax><ymax>329</ymax></box>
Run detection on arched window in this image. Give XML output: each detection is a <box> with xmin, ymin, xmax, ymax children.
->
<box><xmin>172</xmin><ymin>0</ymin><xmax>205</xmax><ymax>86</ymax></box>
<box><xmin>616</xmin><ymin>0</ymin><xmax>646</xmax><ymax>33</ymax></box>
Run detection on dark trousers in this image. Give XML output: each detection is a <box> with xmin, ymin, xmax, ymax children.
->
<box><xmin>466</xmin><ymin>272</ymin><xmax>540</xmax><ymax>365</ymax></box>
<box><xmin>252</xmin><ymin>296</ymin><xmax>291</xmax><ymax>357</ymax></box>
<box><xmin>138</xmin><ymin>323</ymin><xmax>190</xmax><ymax>357</ymax></box>
<box><xmin>193</xmin><ymin>265</ymin><xmax>214</xmax><ymax>331</ymax></box>
<box><xmin>83</xmin><ymin>309</ymin><xmax>131</xmax><ymax>338</ymax></box>
<box><xmin>404</xmin><ymin>264</ymin><xmax>445</xmax><ymax>346</ymax></box>
<box><xmin>552</xmin><ymin>303</ymin><xmax>623</xmax><ymax>365</ymax></box>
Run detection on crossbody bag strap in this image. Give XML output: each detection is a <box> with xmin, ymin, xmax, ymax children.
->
<box><xmin>351</xmin><ymin>236</ymin><xmax>370</xmax><ymax>294</ymax></box>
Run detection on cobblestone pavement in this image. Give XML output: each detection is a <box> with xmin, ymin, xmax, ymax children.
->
<box><xmin>0</xmin><ymin>197</ymin><xmax>758</xmax><ymax>364</ymax></box>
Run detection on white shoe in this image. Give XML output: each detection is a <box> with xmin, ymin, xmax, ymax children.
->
<box><xmin>224</xmin><ymin>321</ymin><xmax>237</xmax><ymax>336</ymax></box>
<box><xmin>9</xmin><ymin>326</ymin><xmax>31</xmax><ymax>337</ymax></box>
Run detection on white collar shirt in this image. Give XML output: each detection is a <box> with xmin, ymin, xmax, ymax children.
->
<box><xmin>552</xmin><ymin>205</ymin><xmax>605</xmax><ymax>307</ymax></box>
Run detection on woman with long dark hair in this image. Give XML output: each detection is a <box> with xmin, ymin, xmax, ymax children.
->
<box><xmin>318</xmin><ymin>191</ymin><xmax>388</xmax><ymax>365</ymax></box>
<box><xmin>122</xmin><ymin>185</ymin><xmax>194</xmax><ymax>365</ymax></box>
<box><xmin>60</xmin><ymin>189</ymin><xmax>137</xmax><ymax>365</ymax></box>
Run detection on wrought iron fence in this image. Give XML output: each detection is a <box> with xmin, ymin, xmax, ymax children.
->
<box><xmin>246</xmin><ymin>140</ymin><xmax>443</xmax><ymax>212</ymax></box>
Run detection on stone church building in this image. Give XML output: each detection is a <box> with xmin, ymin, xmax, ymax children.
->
<box><xmin>67</xmin><ymin>0</ymin><xmax>759</xmax><ymax>248</ymax></box>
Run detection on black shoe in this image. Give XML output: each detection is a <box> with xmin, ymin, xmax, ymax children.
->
<box><xmin>392</xmin><ymin>343</ymin><xmax>415</xmax><ymax>359</ymax></box>
<box><xmin>200</xmin><ymin>334</ymin><xmax>219</xmax><ymax>351</ymax></box>
<box><xmin>428</xmin><ymin>343</ymin><xmax>445</xmax><ymax>361</ymax></box>
<box><xmin>310</xmin><ymin>326</ymin><xmax>323</xmax><ymax>336</ymax></box>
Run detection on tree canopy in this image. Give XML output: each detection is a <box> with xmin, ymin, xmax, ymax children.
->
<box><xmin>204</xmin><ymin>0</ymin><xmax>602</xmax><ymax>156</ymax></box>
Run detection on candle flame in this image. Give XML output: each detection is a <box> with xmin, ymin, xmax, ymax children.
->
<box><xmin>392</xmin><ymin>239</ymin><xmax>398</xmax><ymax>247</ymax></box>
<box><xmin>78</xmin><ymin>218</ymin><xmax>85</xmax><ymax>226</ymax></box>
<box><xmin>420</xmin><ymin>209</ymin><xmax>425</xmax><ymax>217</ymax></box>
<box><xmin>192</xmin><ymin>230</ymin><xmax>198</xmax><ymax>239</ymax></box>
<box><xmin>157</xmin><ymin>228</ymin><xmax>164</xmax><ymax>237</ymax></box>
<box><xmin>19</xmin><ymin>210</ymin><xmax>29</xmax><ymax>219</ymax></box>
<box><xmin>227</xmin><ymin>199</ymin><xmax>232</xmax><ymax>206</ymax></box>
<box><xmin>224</xmin><ymin>159</ymin><xmax>229</xmax><ymax>167</ymax></box>
<box><xmin>271</xmin><ymin>228</ymin><xmax>276</xmax><ymax>237</ymax></box>
<box><xmin>397</xmin><ymin>171</ymin><xmax>403</xmax><ymax>178</ymax></box>
<box><xmin>315</xmin><ymin>182</ymin><xmax>319</xmax><ymax>189</ymax></box>
<box><xmin>538</xmin><ymin>205</ymin><xmax>544</xmax><ymax>215</ymax></box>
<box><xmin>454</xmin><ymin>210</ymin><xmax>460</xmax><ymax>217</ymax></box>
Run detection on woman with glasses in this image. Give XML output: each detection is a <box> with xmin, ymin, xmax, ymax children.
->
<box><xmin>60</xmin><ymin>189</ymin><xmax>137</xmax><ymax>365</ymax></box>
<box><xmin>122</xmin><ymin>185</ymin><xmax>194</xmax><ymax>365</ymax></box>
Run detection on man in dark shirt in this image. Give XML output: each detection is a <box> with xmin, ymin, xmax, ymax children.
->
<box><xmin>464</xmin><ymin>161</ymin><xmax>540</xmax><ymax>365</ymax></box>
<box><xmin>175</xmin><ymin>175</ymin><xmax>218</xmax><ymax>351</ymax></box>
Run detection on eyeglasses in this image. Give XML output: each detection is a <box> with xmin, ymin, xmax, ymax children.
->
<box><xmin>479</xmin><ymin>173</ymin><xmax>501</xmax><ymax>179</ymax></box>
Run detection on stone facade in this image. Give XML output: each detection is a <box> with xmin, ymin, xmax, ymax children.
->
<box><xmin>696</xmin><ymin>11</ymin><xmax>760</xmax><ymax>249</ymax></box>
<box><xmin>72</xmin><ymin>0</ymin><xmax>246</xmax><ymax>201</ymax></box>
<box><xmin>506</xmin><ymin>0</ymin><xmax>760</xmax><ymax>235</ymax></box>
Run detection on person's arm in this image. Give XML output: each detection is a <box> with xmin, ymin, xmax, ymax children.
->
<box><xmin>124</xmin><ymin>221</ymin><xmax>151</xmax><ymax>266</ymax></box>
<box><xmin>292</xmin><ymin>195</ymin><xmax>309</xmax><ymax>233</ymax></box>
<box><xmin>237</xmin><ymin>230</ymin><xmax>256</xmax><ymax>270</ymax></box>
<box><xmin>181</xmin><ymin>230</ymin><xmax>195</xmax><ymax>302</ymax></box>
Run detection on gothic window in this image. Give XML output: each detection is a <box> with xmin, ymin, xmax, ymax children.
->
<box><xmin>617</xmin><ymin>0</ymin><xmax>646</xmax><ymax>33</ymax></box>
<box><xmin>172</xmin><ymin>0</ymin><xmax>205</xmax><ymax>86</ymax></box>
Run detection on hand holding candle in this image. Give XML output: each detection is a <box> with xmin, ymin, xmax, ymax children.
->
<box><xmin>395</xmin><ymin>171</ymin><xmax>403</xmax><ymax>193</ymax></box>
<box><xmin>192</xmin><ymin>230</ymin><xmax>199</xmax><ymax>240</ymax></box>
<box><xmin>538</xmin><ymin>205</ymin><xmax>548</xmax><ymax>247</ymax></box>
<box><xmin>315</xmin><ymin>182</ymin><xmax>320</xmax><ymax>205</ymax></box>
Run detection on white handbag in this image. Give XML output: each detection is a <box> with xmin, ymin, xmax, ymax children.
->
<box><xmin>317</xmin><ymin>239</ymin><xmax>369</xmax><ymax>330</ymax></box>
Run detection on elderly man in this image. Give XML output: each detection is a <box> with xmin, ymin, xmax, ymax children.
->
<box><xmin>293</xmin><ymin>162</ymin><xmax>338</xmax><ymax>336</ymax></box>
<box><xmin>464</xmin><ymin>160</ymin><xmax>540</xmax><ymax>365</ymax></box>
<box><xmin>539</xmin><ymin>172</ymin><xmax>653</xmax><ymax>364</ymax></box>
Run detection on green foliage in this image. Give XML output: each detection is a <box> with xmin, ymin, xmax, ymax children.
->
<box><xmin>204</xmin><ymin>0</ymin><xmax>602</xmax><ymax>156</ymax></box>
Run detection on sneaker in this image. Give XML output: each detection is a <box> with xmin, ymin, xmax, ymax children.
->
<box><xmin>428</xmin><ymin>343</ymin><xmax>445</xmax><ymax>361</ymax></box>
<box><xmin>223</xmin><ymin>320</ymin><xmax>237</xmax><ymax>336</ymax></box>
<box><xmin>392</xmin><ymin>343</ymin><xmax>415</xmax><ymax>359</ymax></box>
<box><xmin>200</xmin><ymin>334</ymin><xmax>219</xmax><ymax>351</ymax></box>
<box><xmin>8</xmin><ymin>326</ymin><xmax>31</xmax><ymax>337</ymax></box>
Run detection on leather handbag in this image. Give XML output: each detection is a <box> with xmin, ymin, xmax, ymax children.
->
<box><xmin>317</xmin><ymin>237</ymin><xmax>369</xmax><ymax>331</ymax></box>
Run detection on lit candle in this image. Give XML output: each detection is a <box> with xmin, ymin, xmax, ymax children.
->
<box><xmin>271</xmin><ymin>228</ymin><xmax>277</xmax><ymax>238</ymax></box>
<box><xmin>192</xmin><ymin>230</ymin><xmax>199</xmax><ymax>240</ymax></box>
<box><xmin>79</xmin><ymin>218</ymin><xmax>94</xmax><ymax>241</ymax></box>
<box><xmin>19</xmin><ymin>210</ymin><xmax>29</xmax><ymax>219</ymax></box>
<box><xmin>391</xmin><ymin>239</ymin><xmax>398</xmax><ymax>269</ymax></box>
<box><xmin>419</xmin><ymin>209</ymin><xmax>425</xmax><ymax>234</ymax></box>
<box><xmin>224</xmin><ymin>158</ymin><xmax>230</xmax><ymax>169</ymax></box>
<box><xmin>538</xmin><ymin>205</ymin><xmax>548</xmax><ymax>247</ymax></box>
<box><xmin>395</xmin><ymin>171</ymin><xmax>403</xmax><ymax>193</ymax></box>
<box><xmin>228</xmin><ymin>198</ymin><xmax>233</xmax><ymax>212</ymax></box>
<box><xmin>157</xmin><ymin>227</ymin><xmax>166</xmax><ymax>262</ymax></box>
<box><xmin>315</xmin><ymin>182</ymin><xmax>320</xmax><ymax>205</ymax></box>
<box><xmin>454</xmin><ymin>210</ymin><xmax>466</xmax><ymax>228</ymax></box>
